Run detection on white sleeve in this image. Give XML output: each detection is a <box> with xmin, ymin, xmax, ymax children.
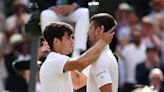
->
<box><xmin>6</xmin><ymin>17</ymin><xmax>15</xmax><ymax>31</ymax></box>
<box><xmin>91</xmin><ymin>61</ymin><xmax>112</xmax><ymax>88</ymax></box>
<box><xmin>47</xmin><ymin>53</ymin><xmax>70</xmax><ymax>75</ymax></box>
<box><xmin>55</xmin><ymin>55</ymin><xmax>70</xmax><ymax>74</ymax></box>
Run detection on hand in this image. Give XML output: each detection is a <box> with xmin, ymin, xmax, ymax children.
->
<box><xmin>100</xmin><ymin>26</ymin><xmax>115</xmax><ymax>44</ymax></box>
<box><xmin>52</xmin><ymin>5</ymin><xmax>76</xmax><ymax>16</ymax></box>
<box><xmin>40</xmin><ymin>41</ymin><xmax>50</xmax><ymax>52</ymax></box>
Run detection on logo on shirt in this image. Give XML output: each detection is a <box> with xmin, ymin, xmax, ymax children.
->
<box><xmin>96</xmin><ymin>70</ymin><xmax>107</xmax><ymax>79</ymax></box>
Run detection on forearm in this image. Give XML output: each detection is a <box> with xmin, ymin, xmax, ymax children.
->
<box><xmin>64</xmin><ymin>26</ymin><xmax>115</xmax><ymax>72</ymax></box>
<box><xmin>100</xmin><ymin>84</ymin><xmax>112</xmax><ymax>92</ymax></box>
<box><xmin>71</xmin><ymin>70</ymin><xmax>87</xmax><ymax>90</ymax></box>
<box><xmin>77</xmin><ymin>39</ymin><xmax>107</xmax><ymax>71</ymax></box>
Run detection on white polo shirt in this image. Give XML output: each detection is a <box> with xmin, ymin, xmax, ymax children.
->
<box><xmin>87</xmin><ymin>46</ymin><xmax>118</xmax><ymax>92</ymax></box>
<box><xmin>39</xmin><ymin>52</ymin><xmax>73</xmax><ymax>92</ymax></box>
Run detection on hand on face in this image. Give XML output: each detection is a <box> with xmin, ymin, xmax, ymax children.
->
<box><xmin>100</xmin><ymin>26</ymin><xmax>115</xmax><ymax>44</ymax></box>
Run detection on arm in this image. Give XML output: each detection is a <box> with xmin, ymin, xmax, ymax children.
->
<box><xmin>100</xmin><ymin>84</ymin><xmax>112</xmax><ymax>92</ymax></box>
<box><xmin>64</xmin><ymin>39</ymin><xmax>108</xmax><ymax>72</ymax></box>
<box><xmin>64</xmin><ymin>26</ymin><xmax>115</xmax><ymax>72</ymax></box>
<box><xmin>71</xmin><ymin>70</ymin><xmax>87</xmax><ymax>90</ymax></box>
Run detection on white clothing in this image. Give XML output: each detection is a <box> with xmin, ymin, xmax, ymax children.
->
<box><xmin>39</xmin><ymin>52</ymin><xmax>73</xmax><ymax>92</ymax></box>
<box><xmin>40</xmin><ymin>8</ymin><xmax>89</xmax><ymax>52</ymax></box>
<box><xmin>141</xmin><ymin>34</ymin><xmax>161</xmax><ymax>48</ymax></box>
<box><xmin>117</xmin><ymin>25</ymin><xmax>130</xmax><ymax>41</ymax></box>
<box><xmin>17</xmin><ymin>54</ymin><xmax>31</xmax><ymax>61</ymax></box>
<box><xmin>121</xmin><ymin>43</ymin><xmax>146</xmax><ymax>83</ymax></box>
<box><xmin>5</xmin><ymin>13</ymin><xmax>31</xmax><ymax>34</ymax></box>
<box><xmin>87</xmin><ymin>46</ymin><xmax>118</xmax><ymax>92</ymax></box>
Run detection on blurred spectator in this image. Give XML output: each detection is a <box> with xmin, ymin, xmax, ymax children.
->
<box><xmin>5</xmin><ymin>0</ymin><xmax>31</xmax><ymax>37</ymax></box>
<box><xmin>126</xmin><ymin>0</ymin><xmax>151</xmax><ymax>19</ymax></box>
<box><xmin>0</xmin><ymin>37</ymin><xmax>8</xmax><ymax>92</ymax></box>
<box><xmin>115</xmin><ymin>3</ymin><xmax>131</xmax><ymax>30</ymax></box>
<box><xmin>4</xmin><ymin>33</ymin><xmax>30</xmax><ymax>92</ymax></box>
<box><xmin>0</xmin><ymin>0</ymin><xmax>5</xmax><ymax>31</ymax></box>
<box><xmin>127</xmin><ymin>10</ymin><xmax>140</xmax><ymax>31</ymax></box>
<box><xmin>140</xmin><ymin>16</ymin><xmax>161</xmax><ymax>51</ymax></box>
<box><xmin>121</xmin><ymin>30</ymin><xmax>146</xmax><ymax>92</ymax></box>
<box><xmin>4</xmin><ymin>0</ymin><xmax>14</xmax><ymax>17</ymax></box>
<box><xmin>38</xmin><ymin>0</ymin><xmax>89</xmax><ymax>58</ymax></box>
<box><xmin>149</xmin><ymin>68</ymin><xmax>164</xmax><ymax>92</ymax></box>
<box><xmin>159</xmin><ymin>17</ymin><xmax>164</xmax><ymax>63</ymax></box>
<box><xmin>4</xmin><ymin>0</ymin><xmax>29</xmax><ymax>17</ymax></box>
<box><xmin>20</xmin><ymin>0</ymin><xmax>29</xmax><ymax>7</ymax></box>
<box><xmin>116</xmin><ymin>19</ymin><xmax>131</xmax><ymax>87</ymax></box>
<box><xmin>136</xmin><ymin>46</ymin><xmax>164</xmax><ymax>85</ymax></box>
<box><xmin>132</xmin><ymin>85</ymin><xmax>157</xmax><ymax>92</ymax></box>
<box><xmin>147</xmin><ymin>0</ymin><xmax>164</xmax><ymax>21</ymax></box>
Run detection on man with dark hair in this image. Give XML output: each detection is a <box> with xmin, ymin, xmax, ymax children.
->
<box><xmin>87</xmin><ymin>13</ymin><xmax>118</xmax><ymax>92</ymax></box>
<box><xmin>39</xmin><ymin>22</ymin><xmax>115</xmax><ymax>92</ymax></box>
<box><xmin>39</xmin><ymin>0</ymin><xmax>90</xmax><ymax>58</ymax></box>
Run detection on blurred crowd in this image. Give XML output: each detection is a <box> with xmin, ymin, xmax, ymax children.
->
<box><xmin>0</xmin><ymin>0</ymin><xmax>164</xmax><ymax>92</ymax></box>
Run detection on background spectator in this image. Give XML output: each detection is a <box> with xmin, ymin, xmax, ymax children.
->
<box><xmin>136</xmin><ymin>46</ymin><xmax>164</xmax><ymax>85</ymax></box>
<box><xmin>149</xmin><ymin>68</ymin><xmax>164</xmax><ymax>92</ymax></box>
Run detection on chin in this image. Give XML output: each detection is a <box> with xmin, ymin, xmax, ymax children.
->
<box><xmin>66</xmin><ymin>51</ymin><xmax>72</xmax><ymax>55</ymax></box>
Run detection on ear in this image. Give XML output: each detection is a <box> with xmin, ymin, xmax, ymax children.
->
<box><xmin>95</xmin><ymin>26</ymin><xmax>103</xmax><ymax>36</ymax></box>
<box><xmin>95</xmin><ymin>27</ymin><xmax>101</xmax><ymax>36</ymax></box>
<box><xmin>53</xmin><ymin>38</ymin><xmax>60</xmax><ymax>46</ymax></box>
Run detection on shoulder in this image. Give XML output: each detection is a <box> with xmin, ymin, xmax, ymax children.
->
<box><xmin>40</xmin><ymin>52</ymin><xmax>70</xmax><ymax>75</ymax></box>
<box><xmin>47</xmin><ymin>52</ymin><xmax>69</xmax><ymax>60</ymax></box>
<box><xmin>42</xmin><ymin>52</ymin><xmax>70</xmax><ymax>67</ymax></box>
<box><xmin>92</xmin><ymin>49</ymin><xmax>116</xmax><ymax>69</ymax></box>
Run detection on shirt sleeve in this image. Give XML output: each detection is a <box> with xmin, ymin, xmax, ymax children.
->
<box><xmin>56</xmin><ymin>55</ymin><xmax>70</xmax><ymax>74</ymax></box>
<box><xmin>47</xmin><ymin>53</ymin><xmax>70</xmax><ymax>75</ymax></box>
<box><xmin>91</xmin><ymin>61</ymin><xmax>112</xmax><ymax>88</ymax></box>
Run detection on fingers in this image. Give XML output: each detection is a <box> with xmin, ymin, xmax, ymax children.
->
<box><xmin>100</xmin><ymin>25</ymin><xmax>115</xmax><ymax>34</ymax></box>
<box><xmin>108</xmin><ymin>26</ymin><xmax>116</xmax><ymax>33</ymax></box>
<box><xmin>99</xmin><ymin>26</ymin><xmax>116</xmax><ymax>43</ymax></box>
<box><xmin>101</xmin><ymin>25</ymin><xmax>104</xmax><ymax>32</ymax></box>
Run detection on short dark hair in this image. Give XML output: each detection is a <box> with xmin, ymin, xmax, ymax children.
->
<box><xmin>90</xmin><ymin>13</ymin><xmax>117</xmax><ymax>32</ymax></box>
<box><xmin>146</xmin><ymin>46</ymin><xmax>157</xmax><ymax>52</ymax></box>
<box><xmin>43</xmin><ymin>22</ymin><xmax>73</xmax><ymax>49</ymax></box>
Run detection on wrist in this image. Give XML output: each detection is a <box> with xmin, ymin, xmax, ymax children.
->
<box><xmin>99</xmin><ymin>39</ymin><xmax>108</xmax><ymax>45</ymax></box>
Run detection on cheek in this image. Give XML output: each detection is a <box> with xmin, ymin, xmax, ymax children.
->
<box><xmin>88</xmin><ymin>30</ymin><xmax>91</xmax><ymax>36</ymax></box>
<box><xmin>62</xmin><ymin>40</ymin><xmax>71</xmax><ymax>49</ymax></box>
